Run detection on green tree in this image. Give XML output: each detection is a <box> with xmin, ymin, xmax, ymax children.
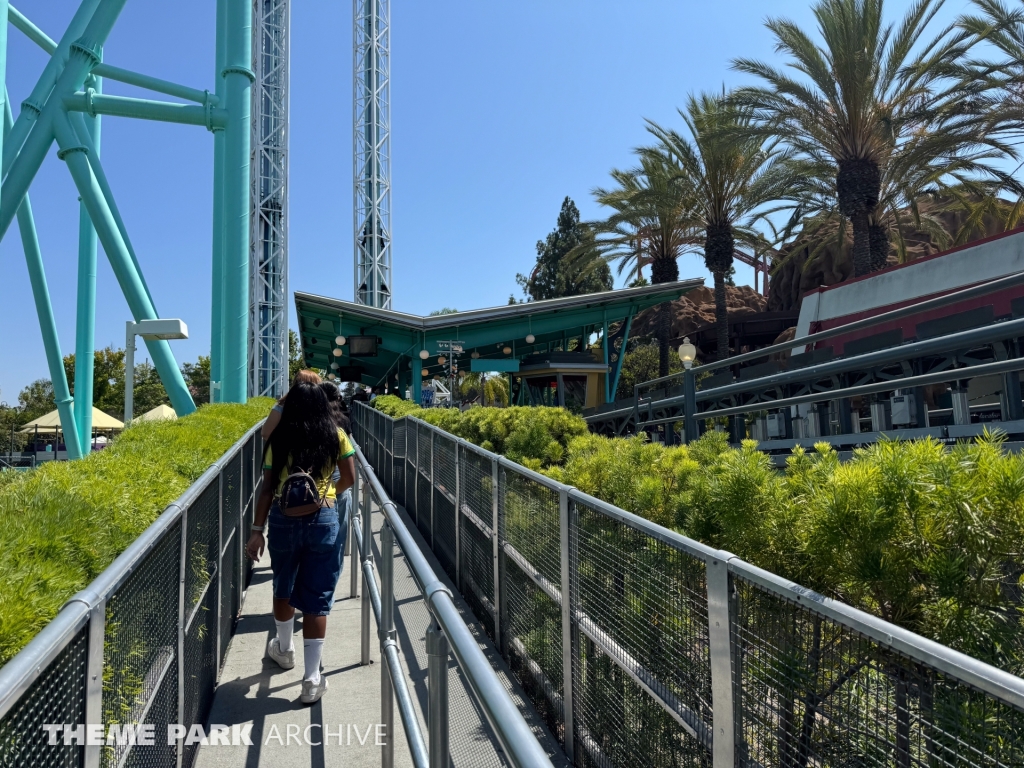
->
<box><xmin>429</xmin><ymin>308</ymin><xmax>459</xmax><ymax>315</ymax></box>
<box><xmin>182</xmin><ymin>356</ymin><xmax>211</xmax><ymax>405</ymax></box>
<box><xmin>17</xmin><ymin>379</ymin><xmax>55</xmax><ymax>422</ymax></box>
<box><xmin>63</xmin><ymin>346</ymin><xmax>126</xmax><ymax>417</ymax></box>
<box><xmin>580</xmin><ymin>154</ymin><xmax>700</xmax><ymax>376</ymax></box>
<box><xmin>647</xmin><ymin>91</ymin><xmax>790</xmax><ymax>359</ymax></box>
<box><xmin>288</xmin><ymin>329</ymin><xmax>304</xmax><ymax>383</ymax></box>
<box><xmin>516</xmin><ymin>197</ymin><xmax>613</xmax><ymax>302</ymax></box>
<box><xmin>614</xmin><ymin>341</ymin><xmax>682</xmax><ymax>400</ymax></box>
<box><xmin>733</xmin><ymin>0</ymin><xmax>1001</xmax><ymax>275</ymax></box>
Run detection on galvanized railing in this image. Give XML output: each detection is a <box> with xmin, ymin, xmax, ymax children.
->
<box><xmin>353</xmin><ymin>401</ymin><xmax>1024</xmax><ymax>768</ymax></box>
<box><xmin>0</xmin><ymin>424</ymin><xmax>263</xmax><ymax>768</ymax></box>
<box><xmin>347</xmin><ymin>431</ymin><xmax>556</xmax><ymax>768</ymax></box>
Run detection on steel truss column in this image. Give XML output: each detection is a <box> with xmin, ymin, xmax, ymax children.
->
<box><xmin>353</xmin><ymin>0</ymin><xmax>392</xmax><ymax>308</ymax></box>
<box><xmin>249</xmin><ymin>0</ymin><xmax>289</xmax><ymax>398</ymax></box>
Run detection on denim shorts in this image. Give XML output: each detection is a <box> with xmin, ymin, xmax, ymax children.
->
<box><xmin>267</xmin><ymin>489</ymin><xmax>351</xmax><ymax>616</ymax></box>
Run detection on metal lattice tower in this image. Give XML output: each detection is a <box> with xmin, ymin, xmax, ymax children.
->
<box><xmin>354</xmin><ymin>0</ymin><xmax>392</xmax><ymax>309</ymax></box>
<box><xmin>249</xmin><ymin>0</ymin><xmax>290</xmax><ymax>398</ymax></box>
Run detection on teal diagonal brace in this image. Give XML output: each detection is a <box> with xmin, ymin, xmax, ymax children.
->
<box><xmin>0</xmin><ymin>0</ymin><xmax>127</xmax><ymax>241</ymax></box>
<box><xmin>3</xmin><ymin>95</ymin><xmax>84</xmax><ymax>459</ymax></box>
<box><xmin>68</xmin><ymin>109</ymin><xmax>154</xmax><ymax>308</ymax></box>
<box><xmin>9</xmin><ymin>5</ymin><xmax>56</xmax><ymax>54</ymax></box>
<box><xmin>607</xmin><ymin>308</ymin><xmax>635</xmax><ymax>404</ymax></box>
<box><xmin>53</xmin><ymin>110</ymin><xmax>196</xmax><ymax>417</ymax></box>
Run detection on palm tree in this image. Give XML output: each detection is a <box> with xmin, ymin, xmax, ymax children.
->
<box><xmin>646</xmin><ymin>91</ymin><xmax>792</xmax><ymax>359</ymax></box>
<box><xmin>732</xmin><ymin>0</ymin><xmax>997</xmax><ymax>276</ymax></box>
<box><xmin>575</xmin><ymin>153</ymin><xmax>701</xmax><ymax>376</ymax></box>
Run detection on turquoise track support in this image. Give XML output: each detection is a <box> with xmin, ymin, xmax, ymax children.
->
<box><xmin>74</xmin><ymin>73</ymin><xmax>100</xmax><ymax>450</ymax></box>
<box><xmin>0</xmin><ymin>0</ymin><xmax>126</xmax><ymax>240</ymax></box>
<box><xmin>210</xmin><ymin>0</ymin><xmax>228</xmax><ymax>402</ymax></box>
<box><xmin>3</xmin><ymin>95</ymin><xmax>83</xmax><ymax>459</ymax></box>
<box><xmin>53</xmin><ymin>112</ymin><xmax>196</xmax><ymax>418</ymax></box>
<box><xmin>219</xmin><ymin>0</ymin><xmax>253</xmax><ymax>403</ymax></box>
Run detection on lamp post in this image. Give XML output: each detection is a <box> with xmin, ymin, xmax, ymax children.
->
<box><xmin>678</xmin><ymin>338</ymin><xmax>698</xmax><ymax>444</ymax></box>
<box><xmin>126</xmin><ymin>319</ymin><xmax>189</xmax><ymax>423</ymax></box>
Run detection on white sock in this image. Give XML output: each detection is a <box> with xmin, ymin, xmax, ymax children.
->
<box><xmin>303</xmin><ymin>638</ymin><xmax>325</xmax><ymax>684</ymax></box>
<box><xmin>275</xmin><ymin>618</ymin><xmax>294</xmax><ymax>653</ymax></box>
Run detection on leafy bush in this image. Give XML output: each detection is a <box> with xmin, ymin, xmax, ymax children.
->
<box><xmin>548</xmin><ymin>430</ymin><xmax>1024</xmax><ymax>674</ymax></box>
<box><xmin>0</xmin><ymin>399</ymin><xmax>273</xmax><ymax>663</ymax></box>
<box><xmin>371</xmin><ymin>395</ymin><xmax>588</xmax><ymax>469</ymax></box>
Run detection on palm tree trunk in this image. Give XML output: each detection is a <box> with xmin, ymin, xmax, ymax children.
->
<box><xmin>869</xmin><ymin>222</ymin><xmax>890</xmax><ymax>273</ymax></box>
<box><xmin>651</xmin><ymin>256</ymin><xmax>679</xmax><ymax>378</ymax></box>
<box><xmin>714</xmin><ymin>271</ymin><xmax>729</xmax><ymax>360</ymax></box>
<box><xmin>851</xmin><ymin>210</ymin><xmax>872</xmax><ymax>277</ymax></box>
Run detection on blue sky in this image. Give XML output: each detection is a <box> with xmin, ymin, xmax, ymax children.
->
<box><xmin>0</xmin><ymin>0</ymin><xmax>972</xmax><ymax>403</ymax></box>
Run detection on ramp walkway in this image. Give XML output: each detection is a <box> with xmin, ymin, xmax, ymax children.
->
<box><xmin>196</xmin><ymin>492</ymin><xmax>566</xmax><ymax>768</ymax></box>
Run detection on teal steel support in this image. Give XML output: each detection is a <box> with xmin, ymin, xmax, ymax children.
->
<box><xmin>209</xmin><ymin>0</ymin><xmax>227</xmax><ymax>401</ymax></box>
<box><xmin>0</xmin><ymin>0</ymin><xmax>126</xmax><ymax>240</ymax></box>
<box><xmin>607</xmin><ymin>310</ymin><xmax>634</xmax><ymax>403</ymax></box>
<box><xmin>63</xmin><ymin>92</ymin><xmax>228</xmax><ymax>128</ymax></box>
<box><xmin>2</xmin><ymin>0</ymin><xmax>100</xmax><ymax>176</ymax></box>
<box><xmin>411</xmin><ymin>350</ymin><xmax>423</xmax><ymax>402</ymax></box>
<box><xmin>3</xmin><ymin>96</ymin><xmax>83</xmax><ymax>459</ymax></box>
<box><xmin>74</xmin><ymin>74</ymin><xmax>100</xmax><ymax>449</ymax></box>
<box><xmin>9</xmin><ymin>6</ymin><xmax>56</xmax><ymax>54</ymax></box>
<box><xmin>53</xmin><ymin>111</ymin><xmax>196</xmax><ymax>417</ymax></box>
<box><xmin>602</xmin><ymin>314</ymin><xmax>609</xmax><ymax>403</ymax></box>
<box><xmin>219</xmin><ymin>0</ymin><xmax>253</xmax><ymax>403</ymax></box>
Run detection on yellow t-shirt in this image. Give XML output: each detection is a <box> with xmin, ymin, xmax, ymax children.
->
<box><xmin>264</xmin><ymin>428</ymin><xmax>355</xmax><ymax>501</ymax></box>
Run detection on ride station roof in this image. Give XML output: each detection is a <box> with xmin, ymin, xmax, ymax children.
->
<box><xmin>294</xmin><ymin>280</ymin><xmax>703</xmax><ymax>388</ymax></box>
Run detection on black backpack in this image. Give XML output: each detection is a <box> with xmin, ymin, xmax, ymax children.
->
<box><xmin>277</xmin><ymin>467</ymin><xmax>329</xmax><ymax>517</ymax></box>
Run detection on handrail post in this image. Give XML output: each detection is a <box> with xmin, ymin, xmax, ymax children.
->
<box><xmin>176</xmin><ymin>506</ymin><xmax>188</xmax><ymax>768</ymax></box>
<box><xmin>380</xmin><ymin>521</ymin><xmax>396</xmax><ymax>768</ymax></box>
<box><xmin>349</xmin><ymin>467</ymin><xmax>359</xmax><ymax>599</ymax></box>
<box><xmin>83</xmin><ymin>600</ymin><xmax>105</xmax><ymax>768</ymax></box>
<box><xmin>558</xmin><ymin>489</ymin><xmax>575</xmax><ymax>763</ymax></box>
<box><xmin>361</xmin><ymin>469</ymin><xmax>372</xmax><ymax>666</ymax></box>
<box><xmin>707</xmin><ymin>553</ymin><xmax>736</xmax><ymax>768</ymax></box>
<box><xmin>426</xmin><ymin>617</ymin><xmax>450</xmax><ymax>768</ymax></box>
<box><xmin>215</xmin><ymin>470</ymin><xmax>224</xmax><ymax>676</ymax></box>
<box><xmin>454</xmin><ymin>441</ymin><xmax>462</xmax><ymax>593</ymax></box>
<box><xmin>429</xmin><ymin>428</ymin><xmax>435</xmax><ymax>549</ymax></box>
<box><xmin>491</xmin><ymin>457</ymin><xmax>502</xmax><ymax>653</ymax></box>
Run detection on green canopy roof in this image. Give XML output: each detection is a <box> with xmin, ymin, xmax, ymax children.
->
<box><xmin>294</xmin><ymin>279</ymin><xmax>703</xmax><ymax>387</ymax></box>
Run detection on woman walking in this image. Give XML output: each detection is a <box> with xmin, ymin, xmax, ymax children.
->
<box><xmin>262</xmin><ymin>369</ymin><xmax>322</xmax><ymax>440</ymax></box>
<box><xmin>247</xmin><ymin>380</ymin><xmax>356</xmax><ymax>704</ymax></box>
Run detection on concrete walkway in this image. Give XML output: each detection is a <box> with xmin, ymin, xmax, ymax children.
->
<box><xmin>196</xmin><ymin>498</ymin><xmax>567</xmax><ymax>768</ymax></box>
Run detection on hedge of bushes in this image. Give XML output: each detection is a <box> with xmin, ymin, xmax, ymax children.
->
<box><xmin>371</xmin><ymin>395</ymin><xmax>588</xmax><ymax>468</ymax></box>
<box><xmin>0</xmin><ymin>399</ymin><xmax>273</xmax><ymax>664</ymax></box>
<box><xmin>373</xmin><ymin>396</ymin><xmax>1024</xmax><ymax>676</ymax></box>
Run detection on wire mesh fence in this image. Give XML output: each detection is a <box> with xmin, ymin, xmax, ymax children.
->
<box><xmin>351</xmin><ymin>403</ymin><xmax>1024</xmax><ymax>768</ymax></box>
<box><xmin>0</xmin><ymin>426</ymin><xmax>263</xmax><ymax>768</ymax></box>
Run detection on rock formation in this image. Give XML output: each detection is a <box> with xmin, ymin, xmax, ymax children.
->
<box><xmin>632</xmin><ymin>284</ymin><xmax>768</xmax><ymax>340</ymax></box>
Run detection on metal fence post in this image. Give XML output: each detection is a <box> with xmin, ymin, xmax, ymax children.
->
<box><xmin>361</xmin><ymin>471</ymin><xmax>372</xmax><ymax>666</ymax></box>
<box><xmin>350</xmin><ymin>468</ymin><xmax>359</xmax><ymax>599</ymax></box>
<box><xmin>491</xmin><ymin>457</ymin><xmax>502</xmax><ymax>653</ymax></box>
<box><xmin>176</xmin><ymin>507</ymin><xmax>188</xmax><ymax>768</ymax></box>
<box><xmin>454</xmin><ymin>441</ymin><xmax>461</xmax><ymax>593</ymax></box>
<box><xmin>426</xmin><ymin>617</ymin><xmax>450</xmax><ymax>768</ymax></box>
<box><xmin>429</xmin><ymin>428</ymin><xmax>435</xmax><ymax>549</ymax></box>
<box><xmin>559</xmin><ymin>490</ymin><xmax>576</xmax><ymax>763</ymax></box>
<box><xmin>380</xmin><ymin>522</ymin><xmax>396</xmax><ymax>768</ymax></box>
<box><xmin>216</xmin><ymin>471</ymin><xmax>224</xmax><ymax>676</ymax></box>
<box><xmin>83</xmin><ymin>601</ymin><xmax>106</xmax><ymax>768</ymax></box>
<box><xmin>707</xmin><ymin>553</ymin><xmax>735</xmax><ymax>768</ymax></box>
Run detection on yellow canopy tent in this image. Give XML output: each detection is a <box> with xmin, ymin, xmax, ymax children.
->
<box><xmin>19</xmin><ymin>407</ymin><xmax>124</xmax><ymax>433</ymax></box>
<box><xmin>136</xmin><ymin>404</ymin><xmax>177</xmax><ymax>422</ymax></box>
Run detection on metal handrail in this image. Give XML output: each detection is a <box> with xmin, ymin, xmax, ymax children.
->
<box><xmin>350</xmin><ymin>438</ymin><xmax>556</xmax><ymax>768</ymax></box>
<box><xmin>353</xmin><ymin>401</ymin><xmax>1024</xmax><ymax>768</ymax></box>
<box><xmin>636</xmin><ymin>266</ymin><xmax>1024</xmax><ymax>394</ymax></box>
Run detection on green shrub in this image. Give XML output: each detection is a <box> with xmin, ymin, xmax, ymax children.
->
<box><xmin>0</xmin><ymin>399</ymin><xmax>273</xmax><ymax>664</ymax></box>
<box><xmin>371</xmin><ymin>396</ymin><xmax>588</xmax><ymax>469</ymax></box>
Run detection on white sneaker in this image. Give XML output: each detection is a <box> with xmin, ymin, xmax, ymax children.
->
<box><xmin>300</xmin><ymin>675</ymin><xmax>328</xmax><ymax>705</ymax></box>
<box><xmin>266</xmin><ymin>637</ymin><xmax>295</xmax><ymax>670</ymax></box>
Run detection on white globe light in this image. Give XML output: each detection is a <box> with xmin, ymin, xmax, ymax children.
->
<box><xmin>438</xmin><ymin>355</ymin><xmax>446</xmax><ymax>365</ymax></box>
<box><xmin>328</xmin><ymin>374</ymin><xmax>336</xmax><ymax>380</ymax></box>
<box><xmin>335</xmin><ymin>335</ymin><xmax>346</xmax><ymax>346</ymax></box>
<box><xmin>331</xmin><ymin>362</ymin><xmax>339</xmax><ymax>370</ymax></box>
<box><xmin>677</xmin><ymin>337</ymin><xmax>697</xmax><ymax>369</ymax></box>
<box><xmin>525</xmin><ymin>334</ymin><xmax>535</xmax><ymax>344</ymax></box>
<box><xmin>421</xmin><ymin>370</ymin><xmax>429</xmax><ymax>377</ymax></box>
<box><xmin>503</xmin><ymin>346</ymin><xmax>512</xmax><ymax>355</ymax></box>
<box><xmin>419</xmin><ymin>349</ymin><xmax>429</xmax><ymax>360</ymax></box>
<box><xmin>471</xmin><ymin>351</ymin><xmax>480</xmax><ymax>359</ymax></box>
<box><xmin>332</xmin><ymin>348</ymin><xmax>342</xmax><ymax>357</ymax></box>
